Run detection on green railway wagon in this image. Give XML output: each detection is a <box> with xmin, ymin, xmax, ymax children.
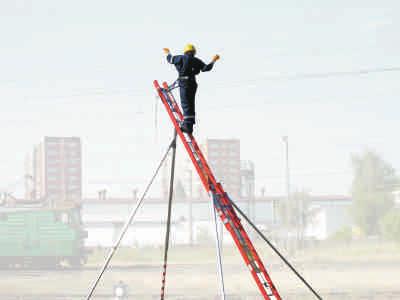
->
<box><xmin>0</xmin><ymin>206</ymin><xmax>87</xmax><ymax>268</ymax></box>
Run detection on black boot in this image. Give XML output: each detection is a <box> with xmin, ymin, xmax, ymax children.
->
<box><xmin>180</xmin><ymin>123</ymin><xmax>193</xmax><ymax>134</ymax></box>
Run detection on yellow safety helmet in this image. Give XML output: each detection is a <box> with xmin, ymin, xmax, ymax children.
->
<box><xmin>184</xmin><ymin>43</ymin><xmax>196</xmax><ymax>54</ymax></box>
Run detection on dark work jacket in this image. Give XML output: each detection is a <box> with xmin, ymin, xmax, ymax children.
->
<box><xmin>166</xmin><ymin>53</ymin><xmax>214</xmax><ymax>83</ymax></box>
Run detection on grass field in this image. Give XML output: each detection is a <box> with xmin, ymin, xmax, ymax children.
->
<box><xmin>0</xmin><ymin>240</ymin><xmax>399</xmax><ymax>299</ymax></box>
<box><xmin>86</xmin><ymin>239</ymin><xmax>400</xmax><ymax>266</ymax></box>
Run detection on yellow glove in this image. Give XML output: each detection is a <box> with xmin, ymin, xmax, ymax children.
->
<box><xmin>163</xmin><ymin>48</ymin><xmax>170</xmax><ymax>54</ymax></box>
<box><xmin>212</xmin><ymin>54</ymin><xmax>220</xmax><ymax>62</ymax></box>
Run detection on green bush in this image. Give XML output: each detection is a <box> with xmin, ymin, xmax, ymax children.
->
<box><xmin>380</xmin><ymin>210</ymin><xmax>400</xmax><ymax>242</ymax></box>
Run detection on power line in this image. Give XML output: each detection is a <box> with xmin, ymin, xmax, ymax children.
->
<box><xmin>210</xmin><ymin>66</ymin><xmax>400</xmax><ymax>89</ymax></box>
<box><xmin>4</xmin><ymin>66</ymin><xmax>400</xmax><ymax>102</ymax></box>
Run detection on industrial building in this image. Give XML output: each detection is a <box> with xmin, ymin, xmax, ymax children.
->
<box><xmin>81</xmin><ymin>195</ymin><xmax>352</xmax><ymax>247</ymax></box>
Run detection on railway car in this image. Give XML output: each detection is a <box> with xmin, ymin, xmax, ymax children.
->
<box><xmin>0</xmin><ymin>205</ymin><xmax>87</xmax><ymax>268</ymax></box>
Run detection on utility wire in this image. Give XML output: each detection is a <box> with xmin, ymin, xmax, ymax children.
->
<box><xmin>85</xmin><ymin>136</ymin><xmax>176</xmax><ymax>300</ymax></box>
<box><xmin>7</xmin><ymin>66</ymin><xmax>400</xmax><ymax>102</ymax></box>
<box><xmin>229</xmin><ymin>199</ymin><xmax>323</xmax><ymax>300</ymax></box>
<box><xmin>212</xmin><ymin>66</ymin><xmax>400</xmax><ymax>89</ymax></box>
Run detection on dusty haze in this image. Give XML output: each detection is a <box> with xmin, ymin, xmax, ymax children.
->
<box><xmin>0</xmin><ymin>1</ymin><xmax>399</xmax><ymax>299</ymax></box>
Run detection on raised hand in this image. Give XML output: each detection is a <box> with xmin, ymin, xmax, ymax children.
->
<box><xmin>212</xmin><ymin>54</ymin><xmax>220</xmax><ymax>62</ymax></box>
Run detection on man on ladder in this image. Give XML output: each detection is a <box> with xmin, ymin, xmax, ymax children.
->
<box><xmin>163</xmin><ymin>44</ymin><xmax>220</xmax><ymax>134</ymax></box>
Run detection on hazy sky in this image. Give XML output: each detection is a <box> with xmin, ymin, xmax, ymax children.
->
<box><xmin>1</xmin><ymin>0</ymin><xmax>399</xmax><ymax>197</ymax></box>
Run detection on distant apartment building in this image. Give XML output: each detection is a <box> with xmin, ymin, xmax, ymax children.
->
<box><xmin>182</xmin><ymin>139</ymin><xmax>241</xmax><ymax>199</ymax></box>
<box><xmin>205</xmin><ymin>139</ymin><xmax>241</xmax><ymax>198</ymax></box>
<box><xmin>178</xmin><ymin>138</ymin><xmax>254</xmax><ymax>201</ymax></box>
<box><xmin>32</xmin><ymin>137</ymin><xmax>82</xmax><ymax>206</ymax></box>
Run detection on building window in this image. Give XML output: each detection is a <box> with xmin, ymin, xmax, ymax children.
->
<box><xmin>68</xmin><ymin>185</ymin><xmax>80</xmax><ymax>191</ymax></box>
<box><xmin>46</xmin><ymin>177</ymin><xmax>60</xmax><ymax>183</ymax></box>
<box><xmin>47</xmin><ymin>186</ymin><xmax>61</xmax><ymax>192</ymax></box>
<box><xmin>45</xmin><ymin>142</ymin><xmax>60</xmax><ymax>147</ymax></box>
<box><xmin>67</xmin><ymin>151</ymin><xmax>80</xmax><ymax>157</ymax></box>
<box><xmin>66</xmin><ymin>142</ymin><xmax>80</xmax><ymax>148</ymax></box>
<box><xmin>67</xmin><ymin>167</ymin><xmax>79</xmax><ymax>173</ymax></box>
<box><xmin>46</xmin><ymin>167</ymin><xmax>59</xmax><ymax>174</ymax></box>
<box><xmin>68</xmin><ymin>158</ymin><xmax>80</xmax><ymax>164</ymax></box>
<box><xmin>68</xmin><ymin>174</ymin><xmax>80</xmax><ymax>179</ymax></box>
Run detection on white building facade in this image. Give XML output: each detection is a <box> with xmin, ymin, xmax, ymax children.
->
<box><xmin>81</xmin><ymin>195</ymin><xmax>352</xmax><ymax>247</ymax></box>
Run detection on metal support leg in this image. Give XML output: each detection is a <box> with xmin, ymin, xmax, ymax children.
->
<box><xmin>230</xmin><ymin>199</ymin><xmax>323</xmax><ymax>300</ymax></box>
<box><xmin>210</xmin><ymin>199</ymin><xmax>226</xmax><ymax>300</ymax></box>
<box><xmin>85</xmin><ymin>137</ymin><xmax>176</xmax><ymax>300</ymax></box>
<box><xmin>160</xmin><ymin>130</ymin><xmax>177</xmax><ymax>300</ymax></box>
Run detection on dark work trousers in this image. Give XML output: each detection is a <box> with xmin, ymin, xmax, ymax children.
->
<box><xmin>179</xmin><ymin>80</ymin><xmax>198</xmax><ymax>127</ymax></box>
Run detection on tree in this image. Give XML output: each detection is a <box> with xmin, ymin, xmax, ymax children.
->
<box><xmin>381</xmin><ymin>211</ymin><xmax>400</xmax><ymax>243</ymax></box>
<box><xmin>351</xmin><ymin>150</ymin><xmax>398</xmax><ymax>235</ymax></box>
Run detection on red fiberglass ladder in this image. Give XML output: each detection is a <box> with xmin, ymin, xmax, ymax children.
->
<box><xmin>154</xmin><ymin>80</ymin><xmax>282</xmax><ymax>300</ymax></box>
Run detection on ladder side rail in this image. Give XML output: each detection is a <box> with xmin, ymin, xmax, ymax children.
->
<box><xmin>154</xmin><ymin>80</ymin><xmax>210</xmax><ymax>191</ymax></box>
<box><xmin>162</xmin><ymin>82</ymin><xmax>231</xmax><ymax>299</ymax></box>
<box><xmin>233</xmin><ymin>209</ymin><xmax>281</xmax><ymax>299</ymax></box>
<box><xmin>214</xmin><ymin>185</ymin><xmax>281</xmax><ymax>299</ymax></box>
<box><xmin>162</xmin><ymin>82</ymin><xmax>280</xmax><ymax>299</ymax></box>
<box><xmin>230</xmin><ymin>198</ymin><xmax>322</xmax><ymax>300</ymax></box>
<box><xmin>211</xmin><ymin>191</ymin><xmax>274</xmax><ymax>300</ymax></box>
<box><xmin>161</xmin><ymin>82</ymin><xmax>219</xmax><ymax>187</ymax></box>
<box><xmin>189</xmin><ymin>137</ymin><xmax>219</xmax><ymax>186</ymax></box>
<box><xmin>162</xmin><ymin>82</ymin><xmax>185</xmax><ymax>121</ymax></box>
<box><xmin>155</xmin><ymin>80</ymin><xmax>282</xmax><ymax>300</ymax></box>
<box><xmin>156</xmin><ymin>81</ymin><xmax>220</xmax><ymax>196</ymax></box>
<box><xmin>218</xmin><ymin>186</ymin><xmax>281</xmax><ymax>299</ymax></box>
<box><xmin>241</xmin><ymin>225</ymin><xmax>281</xmax><ymax>298</ymax></box>
<box><xmin>159</xmin><ymin>86</ymin><xmax>213</xmax><ymax>193</ymax></box>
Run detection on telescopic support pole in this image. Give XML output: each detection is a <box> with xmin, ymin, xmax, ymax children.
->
<box><xmin>85</xmin><ymin>137</ymin><xmax>177</xmax><ymax>300</ymax></box>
